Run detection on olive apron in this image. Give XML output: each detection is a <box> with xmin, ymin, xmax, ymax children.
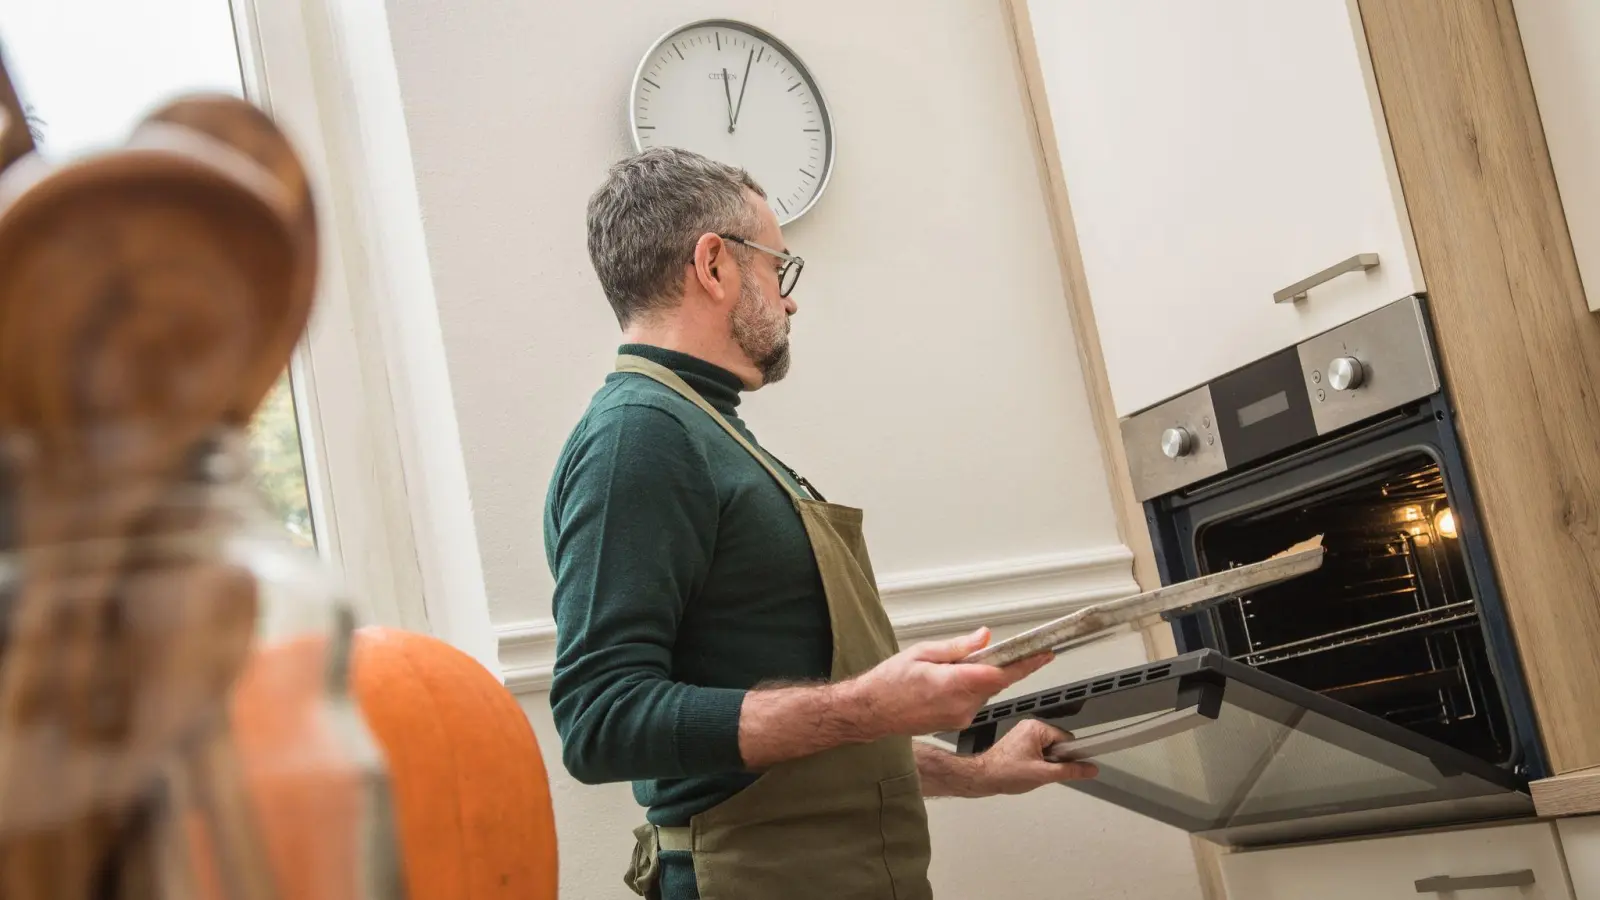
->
<box><xmin>615</xmin><ymin>354</ymin><xmax>934</xmax><ymax>900</ymax></box>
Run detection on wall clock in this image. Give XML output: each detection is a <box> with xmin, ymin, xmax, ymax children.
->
<box><xmin>630</xmin><ymin>19</ymin><xmax>835</xmax><ymax>226</ymax></box>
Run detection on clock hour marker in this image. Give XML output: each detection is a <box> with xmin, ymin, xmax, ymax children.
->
<box><xmin>756</xmin><ymin>47</ymin><xmax>765</xmax><ymax>64</ymax></box>
<box><xmin>643</xmin><ymin>77</ymin><xmax>660</xmax><ymax>89</ymax></box>
<box><xmin>778</xmin><ymin>198</ymin><xmax>790</xmax><ymax>214</ymax></box>
<box><xmin>787</xmin><ymin>82</ymin><xmax>801</xmax><ymax>92</ymax></box>
<box><xmin>672</xmin><ymin>43</ymin><xmax>683</xmax><ymax>60</ymax></box>
<box><xmin>716</xmin><ymin>32</ymin><xmax>721</xmax><ymax>50</ymax></box>
<box><xmin>636</xmin><ymin>126</ymin><xmax>655</xmax><ymax>129</ymax></box>
<box><xmin>800</xmin><ymin>168</ymin><xmax>815</xmax><ymax>179</ymax></box>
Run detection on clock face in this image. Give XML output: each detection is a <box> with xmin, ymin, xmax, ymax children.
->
<box><xmin>631</xmin><ymin>20</ymin><xmax>834</xmax><ymax>225</ymax></box>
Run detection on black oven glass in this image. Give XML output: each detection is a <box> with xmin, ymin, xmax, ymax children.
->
<box><xmin>950</xmin><ymin>652</ymin><xmax>1531</xmax><ymax>847</ymax></box>
<box><xmin>1162</xmin><ymin>402</ymin><xmax>1543</xmax><ymax>779</ymax></box>
<box><xmin>953</xmin><ymin>392</ymin><xmax>1544</xmax><ymax>845</ymax></box>
<box><xmin>1193</xmin><ymin>451</ymin><xmax>1512</xmax><ymax>768</ymax></box>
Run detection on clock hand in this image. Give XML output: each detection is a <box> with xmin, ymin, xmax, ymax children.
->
<box><xmin>723</xmin><ymin>67</ymin><xmax>735</xmax><ymax>133</ymax></box>
<box><xmin>733</xmin><ymin>49</ymin><xmax>754</xmax><ymax>128</ymax></box>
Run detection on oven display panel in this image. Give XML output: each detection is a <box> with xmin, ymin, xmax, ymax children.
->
<box><xmin>1212</xmin><ymin>349</ymin><xmax>1318</xmax><ymax>467</ymax></box>
<box><xmin>1237</xmin><ymin>390</ymin><xmax>1291</xmax><ymax>429</ymax></box>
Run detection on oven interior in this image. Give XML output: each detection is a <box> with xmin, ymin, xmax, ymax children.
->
<box><xmin>1191</xmin><ymin>451</ymin><xmax>1514</xmax><ymax>769</ymax></box>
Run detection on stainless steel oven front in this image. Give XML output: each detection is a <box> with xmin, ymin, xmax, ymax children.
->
<box><xmin>950</xmin><ymin>294</ymin><xmax>1545</xmax><ymax>847</ymax></box>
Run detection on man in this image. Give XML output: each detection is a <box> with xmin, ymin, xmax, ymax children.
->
<box><xmin>546</xmin><ymin>147</ymin><xmax>1095</xmax><ymax>900</ymax></box>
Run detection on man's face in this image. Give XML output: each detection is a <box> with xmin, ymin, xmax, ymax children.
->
<box><xmin>729</xmin><ymin>195</ymin><xmax>797</xmax><ymax>386</ymax></box>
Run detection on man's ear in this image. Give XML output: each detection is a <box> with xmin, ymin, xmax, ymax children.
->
<box><xmin>692</xmin><ymin>232</ymin><xmax>732</xmax><ymax>303</ymax></box>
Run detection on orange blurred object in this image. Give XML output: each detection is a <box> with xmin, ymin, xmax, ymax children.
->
<box><xmin>225</xmin><ymin>625</ymin><xmax>559</xmax><ymax>899</ymax></box>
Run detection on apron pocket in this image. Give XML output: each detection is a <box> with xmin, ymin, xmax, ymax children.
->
<box><xmin>624</xmin><ymin>823</ymin><xmax>661</xmax><ymax>898</ymax></box>
<box><xmin>878</xmin><ymin>773</ymin><xmax>934</xmax><ymax>900</ymax></box>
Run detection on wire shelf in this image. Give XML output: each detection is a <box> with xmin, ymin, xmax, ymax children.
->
<box><xmin>1241</xmin><ymin>600</ymin><xmax>1479</xmax><ymax>666</ymax></box>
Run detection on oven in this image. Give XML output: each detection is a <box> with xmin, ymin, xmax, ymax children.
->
<box><xmin>949</xmin><ymin>295</ymin><xmax>1546</xmax><ymax>847</ymax></box>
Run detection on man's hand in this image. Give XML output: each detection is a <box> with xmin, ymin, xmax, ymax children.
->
<box><xmin>737</xmin><ymin>627</ymin><xmax>1050</xmax><ymax>770</ymax></box>
<box><xmin>914</xmin><ymin>720</ymin><xmax>1098</xmax><ymax>798</ymax></box>
<box><xmin>976</xmin><ymin>719</ymin><xmax>1099</xmax><ymax>794</ymax></box>
<box><xmin>837</xmin><ymin>628</ymin><xmax>1053</xmax><ymax>740</ymax></box>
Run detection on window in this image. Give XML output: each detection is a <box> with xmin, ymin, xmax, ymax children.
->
<box><xmin>250</xmin><ymin>373</ymin><xmax>317</xmax><ymax>549</ymax></box>
<box><xmin>0</xmin><ymin>0</ymin><xmax>496</xmax><ymax>664</ymax></box>
<box><xmin>0</xmin><ymin>0</ymin><xmax>316</xmax><ymax>550</ymax></box>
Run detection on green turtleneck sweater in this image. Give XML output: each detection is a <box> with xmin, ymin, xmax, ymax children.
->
<box><xmin>544</xmin><ymin>345</ymin><xmax>832</xmax><ymax>871</ymax></box>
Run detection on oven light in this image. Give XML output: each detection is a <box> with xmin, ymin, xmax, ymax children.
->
<box><xmin>1402</xmin><ymin>506</ymin><xmax>1422</xmax><ymax>522</ymax></box>
<box><xmin>1435</xmin><ymin>508</ymin><xmax>1458</xmax><ymax>539</ymax></box>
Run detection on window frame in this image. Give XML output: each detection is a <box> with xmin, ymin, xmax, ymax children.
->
<box><xmin>228</xmin><ymin>0</ymin><xmax>498</xmax><ymax>674</ymax></box>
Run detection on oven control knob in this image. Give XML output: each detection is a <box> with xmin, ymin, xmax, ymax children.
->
<box><xmin>1328</xmin><ymin>356</ymin><xmax>1365</xmax><ymax>391</ymax></box>
<box><xmin>1160</xmin><ymin>427</ymin><xmax>1194</xmax><ymax>460</ymax></box>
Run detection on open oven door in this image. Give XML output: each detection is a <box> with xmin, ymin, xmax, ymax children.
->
<box><xmin>944</xmin><ymin>649</ymin><xmax>1534</xmax><ymax>849</ymax></box>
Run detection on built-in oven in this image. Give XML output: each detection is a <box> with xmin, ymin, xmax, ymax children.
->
<box><xmin>950</xmin><ymin>295</ymin><xmax>1546</xmax><ymax>847</ymax></box>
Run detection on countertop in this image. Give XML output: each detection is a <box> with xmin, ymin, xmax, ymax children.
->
<box><xmin>1532</xmin><ymin>765</ymin><xmax>1600</xmax><ymax>817</ymax></box>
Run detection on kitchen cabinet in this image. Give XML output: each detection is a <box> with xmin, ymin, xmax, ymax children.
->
<box><xmin>1024</xmin><ymin>0</ymin><xmax>1424</xmax><ymax>417</ymax></box>
<box><xmin>1560</xmin><ymin>817</ymin><xmax>1600</xmax><ymax>899</ymax></box>
<box><xmin>1219</xmin><ymin>821</ymin><xmax>1574</xmax><ymax>899</ymax></box>
<box><xmin>1511</xmin><ymin>0</ymin><xmax>1600</xmax><ymax>313</ymax></box>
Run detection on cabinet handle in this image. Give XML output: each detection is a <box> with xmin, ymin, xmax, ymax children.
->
<box><xmin>1413</xmin><ymin>869</ymin><xmax>1535</xmax><ymax>892</ymax></box>
<box><xmin>1273</xmin><ymin>253</ymin><xmax>1381</xmax><ymax>303</ymax></box>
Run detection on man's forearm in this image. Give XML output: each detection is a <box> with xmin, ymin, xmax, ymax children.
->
<box><xmin>912</xmin><ymin>740</ymin><xmax>990</xmax><ymax>798</ymax></box>
<box><xmin>736</xmin><ymin>631</ymin><xmax>1054</xmax><ymax>772</ymax></box>
<box><xmin>738</xmin><ymin>680</ymin><xmax>883</xmax><ymax>769</ymax></box>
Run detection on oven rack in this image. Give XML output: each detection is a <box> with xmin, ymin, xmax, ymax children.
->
<box><xmin>1322</xmin><ymin>666</ymin><xmax>1464</xmax><ymax>706</ymax></box>
<box><xmin>1240</xmin><ymin>599</ymin><xmax>1478</xmax><ymax>666</ymax></box>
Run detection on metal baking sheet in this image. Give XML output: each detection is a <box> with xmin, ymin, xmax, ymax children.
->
<box><xmin>962</xmin><ymin>535</ymin><xmax>1325</xmax><ymax>668</ymax></box>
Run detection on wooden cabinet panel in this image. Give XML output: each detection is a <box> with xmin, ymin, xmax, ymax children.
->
<box><xmin>1221</xmin><ymin>822</ymin><xmax>1573</xmax><ymax>899</ymax></box>
<box><xmin>1356</xmin><ymin>0</ymin><xmax>1600</xmax><ymax>774</ymax></box>
<box><xmin>1024</xmin><ymin>0</ymin><xmax>1423</xmax><ymax>417</ymax></box>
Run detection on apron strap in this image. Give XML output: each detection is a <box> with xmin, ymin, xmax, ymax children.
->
<box><xmin>616</xmin><ymin>353</ymin><xmax>805</xmax><ymax>503</ymax></box>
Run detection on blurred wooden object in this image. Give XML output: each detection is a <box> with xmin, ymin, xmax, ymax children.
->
<box><xmin>0</xmin><ymin>44</ymin><xmax>32</xmax><ymax>173</ymax></box>
<box><xmin>0</xmin><ymin>44</ymin><xmax>329</xmax><ymax>899</ymax></box>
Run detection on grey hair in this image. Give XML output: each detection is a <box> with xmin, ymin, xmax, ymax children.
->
<box><xmin>586</xmin><ymin>147</ymin><xmax>766</xmax><ymax>327</ymax></box>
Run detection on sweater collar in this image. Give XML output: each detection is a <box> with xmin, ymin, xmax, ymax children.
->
<box><xmin>618</xmin><ymin>343</ymin><xmax>743</xmax><ymax>415</ymax></box>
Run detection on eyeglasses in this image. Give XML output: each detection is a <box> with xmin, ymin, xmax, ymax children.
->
<box><xmin>720</xmin><ymin>234</ymin><xmax>804</xmax><ymax>298</ymax></box>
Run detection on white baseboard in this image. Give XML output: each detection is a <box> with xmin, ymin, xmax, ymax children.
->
<box><xmin>497</xmin><ymin>543</ymin><xmax>1138</xmax><ymax>695</ymax></box>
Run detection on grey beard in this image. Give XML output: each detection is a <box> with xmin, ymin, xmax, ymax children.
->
<box><xmin>751</xmin><ymin>337</ymin><xmax>790</xmax><ymax>384</ymax></box>
<box><xmin>731</xmin><ymin>283</ymin><xmax>791</xmax><ymax>385</ymax></box>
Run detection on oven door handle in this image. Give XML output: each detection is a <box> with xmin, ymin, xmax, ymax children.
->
<box><xmin>1041</xmin><ymin>703</ymin><xmax>1209</xmax><ymax>763</ymax></box>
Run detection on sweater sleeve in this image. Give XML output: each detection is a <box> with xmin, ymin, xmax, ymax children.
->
<box><xmin>545</xmin><ymin>403</ymin><xmax>749</xmax><ymax>785</ymax></box>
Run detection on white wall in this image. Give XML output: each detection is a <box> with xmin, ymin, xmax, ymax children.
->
<box><xmin>384</xmin><ymin>0</ymin><xmax>1124</xmax><ymax>624</ymax></box>
<box><xmin>377</xmin><ymin>0</ymin><xmax>1202</xmax><ymax>896</ymax></box>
